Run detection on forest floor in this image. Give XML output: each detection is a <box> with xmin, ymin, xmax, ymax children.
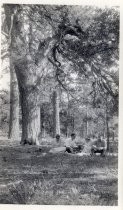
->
<box><xmin>0</xmin><ymin>139</ymin><xmax>118</xmax><ymax>205</ymax></box>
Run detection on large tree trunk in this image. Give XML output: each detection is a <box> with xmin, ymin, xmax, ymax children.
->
<box><xmin>8</xmin><ymin>63</ymin><xmax>19</xmax><ymax>140</ymax></box>
<box><xmin>19</xmin><ymin>86</ymin><xmax>40</xmax><ymax>145</ymax></box>
<box><xmin>4</xmin><ymin>4</ymin><xmax>57</xmax><ymax>145</ymax></box>
<box><xmin>14</xmin><ymin>42</ymin><xmax>56</xmax><ymax>145</ymax></box>
<box><xmin>14</xmin><ymin>54</ymin><xmax>43</xmax><ymax>146</ymax></box>
<box><xmin>53</xmin><ymin>89</ymin><xmax>60</xmax><ymax>137</ymax></box>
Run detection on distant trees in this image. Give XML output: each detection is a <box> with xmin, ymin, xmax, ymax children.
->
<box><xmin>52</xmin><ymin>89</ymin><xmax>60</xmax><ymax>137</ymax></box>
<box><xmin>8</xmin><ymin>65</ymin><xmax>19</xmax><ymax>140</ymax></box>
<box><xmin>0</xmin><ymin>90</ymin><xmax>9</xmax><ymax>133</ymax></box>
<box><xmin>2</xmin><ymin>5</ymin><xmax>20</xmax><ymax>140</ymax></box>
<box><xmin>1</xmin><ymin>4</ymin><xmax>119</xmax><ymax>146</ymax></box>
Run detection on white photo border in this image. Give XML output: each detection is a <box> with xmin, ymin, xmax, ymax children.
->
<box><xmin>0</xmin><ymin>0</ymin><xmax>122</xmax><ymax>210</ymax></box>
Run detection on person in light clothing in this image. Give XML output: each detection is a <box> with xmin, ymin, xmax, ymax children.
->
<box><xmin>49</xmin><ymin>134</ymin><xmax>66</xmax><ymax>153</ymax></box>
<box><xmin>82</xmin><ymin>138</ymin><xmax>92</xmax><ymax>155</ymax></box>
<box><xmin>55</xmin><ymin>134</ymin><xmax>62</xmax><ymax>146</ymax></box>
<box><xmin>65</xmin><ymin>133</ymin><xmax>83</xmax><ymax>153</ymax></box>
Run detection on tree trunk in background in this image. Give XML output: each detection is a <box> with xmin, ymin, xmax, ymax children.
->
<box><xmin>19</xmin><ymin>86</ymin><xmax>40</xmax><ymax>145</ymax></box>
<box><xmin>3</xmin><ymin>5</ymin><xmax>20</xmax><ymax>140</ymax></box>
<box><xmin>53</xmin><ymin>89</ymin><xmax>60</xmax><ymax>137</ymax></box>
<box><xmin>106</xmin><ymin>111</ymin><xmax>110</xmax><ymax>151</ymax></box>
<box><xmin>112</xmin><ymin>129</ymin><xmax>114</xmax><ymax>142</ymax></box>
<box><xmin>8</xmin><ymin>64</ymin><xmax>19</xmax><ymax>140</ymax></box>
<box><xmin>72</xmin><ymin>115</ymin><xmax>75</xmax><ymax>133</ymax></box>
<box><xmin>81</xmin><ymin>125</ymin><xmax>84</xmax><ymax>138</ymax></box>
<box><xmin>40</xmin><ymin>105</ymin><xmax>46</xmax><ymax>138</ymax></box>
<box><xmin>85</xmin><ymin>104</ymin><xmax>88</xmax><ymax>138</ymax></box>
<box><xmin>42</xmin><ymin>123</ymin><xmax>46</xmax><ymax>138</ymax></box>
<box><xmin>103</xmin><ymin>119</ymin><xmax>106</xmax><ymax>138</ymax></box>
<box><xmin>85</xmin><ymin>120</ymin><xmax>88</xmax><ymax>138</ymax></box>
<box><xmin>65</xmin><ymin>118</ymin><xmax>68</xmax><ymax>137</ymax></box>
<box><xmin>105</xmin><ymin>98</ymin><xmax>110</xmax><ymax>151</ymax></box>
<box><xmin>66</xmin><ymin>93</ymin><xmax>70</xmax><ymax>137</ymax></box>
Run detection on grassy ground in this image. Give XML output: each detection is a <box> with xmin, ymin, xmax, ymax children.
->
<box><xmin>0</xmin><ymin>140</ymin><xmax>118</xmax><ymax>205</ymax></box>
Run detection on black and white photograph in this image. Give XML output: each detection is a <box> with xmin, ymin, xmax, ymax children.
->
<box><xmin>0</xmin><ymin>0</ymin><xmax>121</xmax><ymax>207</ymax></box>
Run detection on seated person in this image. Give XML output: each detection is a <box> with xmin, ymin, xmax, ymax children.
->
<box><xmin>55</xmin><ymin>134</ymin><xmax>62</xmax><ymax>146</ymax></box>
<box><xmin>91</xmin><ymin>136</ymin><xmax>106</xmax><ymax>156</ymax></box>
<box><xmin>65</xmin><ymin>133</ymin><xmax>83</xmax><ymax>153</ymax></box>
<box><xmin>49</xmin><ymin>134</ymin><xmax>66</xmax><ymax>153</ymax></box>
<box><xmin>82</xmin><ymin>137</ymin><xmax>92</xmax><ymax>155</ymax></box>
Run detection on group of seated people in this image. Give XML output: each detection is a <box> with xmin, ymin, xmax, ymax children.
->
<box><xmin>50</xmin><ymin>133</ymin><xmax>106</xmax><ymax>156</ymax></box>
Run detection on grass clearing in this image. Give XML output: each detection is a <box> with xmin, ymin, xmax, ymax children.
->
<box><xmin>0</xmin><ymin>140</ymin><xmax>118</xmax><ymax>205</ymax></box>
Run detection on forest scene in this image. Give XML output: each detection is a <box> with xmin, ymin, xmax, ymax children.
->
<box><xmin>0</xmin><ymin>4</ymin><xmax>119</xmax><ymax>205</ymax></box>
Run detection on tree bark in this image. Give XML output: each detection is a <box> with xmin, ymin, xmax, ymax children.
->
<box><xmin>8</xmin><ymin>63</ymin><xmax>20</xmax><ymax>140</ymax></box>
<box><xmin>19</xmin><ymin>86</ymin><xmax>40</xmax><ymax>145</ymax></box>
<box><xmin>53</xmin><ymin>89</ymin><xmax>60</xmax><ymax>137</ymax></box>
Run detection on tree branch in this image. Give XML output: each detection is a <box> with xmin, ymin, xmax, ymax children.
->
<box><xmin>1</xmin><ymin>31</ymin><xmax>9</xmax><ymax>38</ymax></box>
